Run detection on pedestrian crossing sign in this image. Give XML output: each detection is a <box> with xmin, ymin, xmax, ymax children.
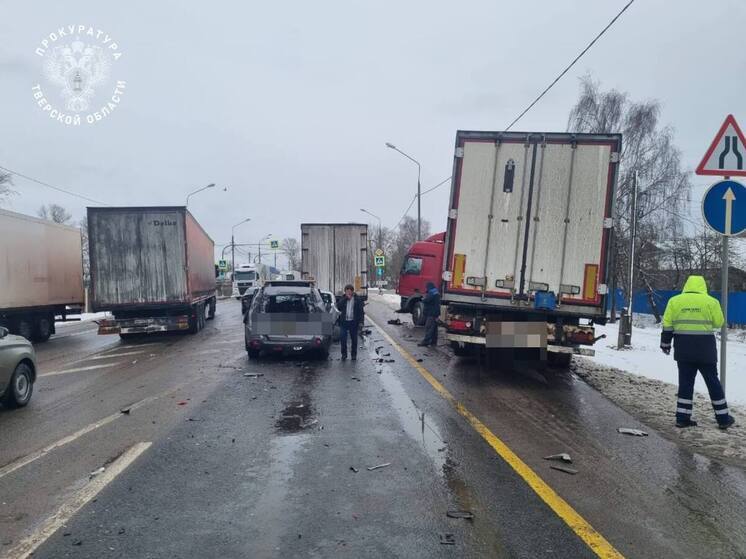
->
<box><xmin>374</xmin><ymin>255</ymin><xmax>385</xmax><ymax>267</ymax></box>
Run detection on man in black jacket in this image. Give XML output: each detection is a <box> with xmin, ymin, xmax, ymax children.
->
<box><xmin>336</xmin><ymin>284</ymin><xmax>364</xmax><ymax>360</ymax></box>
<box><xmin>418</xmin><ymin>281</ymin><xmax>441</xmax><ymax>347</ymax></box>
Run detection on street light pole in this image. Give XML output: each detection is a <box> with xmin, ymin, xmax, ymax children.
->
<box><xmin>386</xmin><ymin>142</ymin><xmax>422</xmax><ymax>240</ymax></box>
<box><xmin>185</xmin><ymin>183</ymin><xmax>216</xmax><ymax>207</ymax></box>
<box><xmin>231</xmin><ymin>218</ymin><xmax>251</xmax><ymax>277</ymax></box>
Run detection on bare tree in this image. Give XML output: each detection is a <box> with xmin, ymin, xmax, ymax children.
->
<box><xmin>568</xmin><ymin>76</ymin><xmax>692</xmax><ymax>312</ymax></box>
<box><xmin>281</xmin><ymin>237</ymin><xmax>301</xmax><ymax>271</ymax></box>
<box><xmin>0</xmin><ymin>171</ymin><xmax>16</xmax><ymax>206</ymax></box>
<box><xmin>38</xmin><ymin>204</ymin><xmax>73</xmax><ymax>224</ymax></box>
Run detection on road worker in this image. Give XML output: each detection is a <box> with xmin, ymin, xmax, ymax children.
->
<box><xmin>660</xmin><ymin>275</ymin><xmax>735</xmax><ymax>429</ymax></box>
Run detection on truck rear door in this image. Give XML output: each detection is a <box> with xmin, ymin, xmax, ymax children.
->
<box><xmin>444</xmin><ymin>132</ymin><xmax>621</xmax><ymax>317</ymax></box>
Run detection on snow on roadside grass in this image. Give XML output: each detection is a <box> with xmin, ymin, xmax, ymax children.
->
<box><xmin>573</xmin><ymin>360</ymin><xmax>746</xmax><ymax>468</ymax></box>
<box><xmin>590</xmin><ymin>317</ymin><xmax>746</xmax><ymax>406</ymax></box>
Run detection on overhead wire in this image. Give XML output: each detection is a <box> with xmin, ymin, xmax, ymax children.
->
<box><xmin>0</xmin><ymin>164</ymin><xmax>109</xmax><ymax>206</ymax></box>
<box><xmin>503</xmin><ymin>0</ymin><xmax>635</xmax><ymax>132</ymax></box>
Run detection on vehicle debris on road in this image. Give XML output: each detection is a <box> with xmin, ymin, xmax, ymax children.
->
<box><xmin>366</xmin><ymin>463</ymin><xmax>391</xmax><ymax>471</ymax></box>
<box><xmin>349</xmin><ymin>466</ymin><xmax>359</xmax><ymax>473</ymax></box>
<box><xmin>446</xmin><ymin>510</ymin><xmax>474</xmax><ymax>520</ymax></box>
<box><xmin>243</xmin><ymin>372</ymin><xmax>264</xmax><ymax>378</ymax></box>
<box><xmin>89</xmin><ymin>467</ymin><xmax>105</xmax><ymax>479</ymax></box>
<box><xmin>544</xmin><ymin>453</ymin><xmax>573</xmax><ymax>463</ymax></box>
<box><xmin>387</xmin><ymin>318</ymin><xmax>402</xmax><ymax>325</ymax></box>
<box><xmin>618</xmin><ymin>427</ymin><xmax>649</xmax><ymax>437</ymax></box>
<box><xmin>120</xmin><ymin>407</ymin><xmax>131</xmax><ymax>415</ymax></box>
<box><xmin>439</xmin><ymin>533</ymin><xmax>456</xmax><ymax>545</ymax></box>
<box><xmin>550</xmin><ymin>465</ymin><xmax>579</xmax><ymax>475</ymax></box>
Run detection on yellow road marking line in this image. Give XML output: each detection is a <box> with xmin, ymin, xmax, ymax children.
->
<box><xmin>368</xmin><ymin>317</ymin><xmax>624</xmax><ymax>559</ymax></box>
<box><xmin>4</xmin><ymin>442</ymin><xmax>152</xmax><ymax>559</ymax></box>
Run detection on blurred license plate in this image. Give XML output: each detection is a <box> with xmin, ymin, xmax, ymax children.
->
<box><xmin>293</xmin><ymin>346</ymin><xmax>303</xmax><ymax>351</ymax></box>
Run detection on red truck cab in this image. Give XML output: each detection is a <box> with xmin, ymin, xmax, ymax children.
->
<box><xmin>396</xmin><ymin>232</ymin><xmax>445</xmax><ymax>325</ymax></box>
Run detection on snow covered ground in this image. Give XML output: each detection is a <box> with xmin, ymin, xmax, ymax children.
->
<box><xmin>590</xmin><ymin>315</ymin><xmax>746</xmax><ymax>406</ymax></box>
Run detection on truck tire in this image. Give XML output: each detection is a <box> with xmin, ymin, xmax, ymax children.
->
<box><xmin>411</xmin><ymin>300</ymin><xmax>425</xmax><ymax>326</ymax></box>
<box><xmin>189</xmin><ymin>304</ymin><xmax>204</xmax><ymax>334</ymax></box>
<box><xmin>548</xmin><ymin>352</ymin><xmax>572</xmax><ymax>369</ymax></box>
<box><xmin>2</xmin><ymin>362</ymin><xmax>34</xmax><ymax>408</ymax></box>
<box><xmin>34</xmin><ymin>316</ymin><xmax>53</xmax><ymax>342</ymax></box>
<box><xmin>207</xmin><ymin>297</ymin><xmax>217</xmax><ymax>320</ymax></box>
<box><xmin>247</xmin><ymin>349</ymin><xmax>260</xmax><ymax>359</ymax></box>
<box><xmin>14</xmin><ymin>318</ymin><xmax>34</xmax><ymax>341</ymax></box>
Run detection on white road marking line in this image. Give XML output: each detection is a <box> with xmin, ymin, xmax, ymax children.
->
<box><xmin>0</xmin><ymin>386</ymin><xmax>181</xmax><ymax>480</ymax></box>
<box><xmin>86</xmin><ymin>350</ymin><xmax>145</xmax><ymax>360</ymax></box>
<box><xmin>189</xmin><ymin>349</ymin><xmax>224</xmax><ymax>356</ymax></box>
<box><xmin>5</xmin><ymin>442</ymin><xmax>152</xmax><ymax>559</ymax></box>
<box><xmin>40</xmin><ymin>362</ymin><xmax>123</xmax><ymax>378</ymax></box>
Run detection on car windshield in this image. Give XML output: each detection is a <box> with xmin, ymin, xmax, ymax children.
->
<box><xmin>235</xmin><ymin>271</ymin><xmax>257</xmax><ymax>280</ymax></box>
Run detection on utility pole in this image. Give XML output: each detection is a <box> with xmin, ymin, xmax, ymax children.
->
<box><xmin>626</xmin><ymin>171</ymin><xmax>639</xmax><ymax>345</ymax></box>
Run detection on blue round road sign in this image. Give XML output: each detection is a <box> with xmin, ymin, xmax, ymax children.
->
<box><xmin>702</xmin><ymin>180</ymin><xmax>746</xmax><ymax>236</ymax></box>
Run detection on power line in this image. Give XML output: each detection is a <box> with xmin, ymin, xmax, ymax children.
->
<box><xmin>0</xmin><ymin>164</ymin><xmax>109</xmax><ymax>206</ymax></box>
<box><xmin>392</xmin><ymin>176</ymin><xmax>451</xmax><ymax>231</ymax></box>
<box><xmin>503</xmin><ymin>0</ymin><xmax>635</xmax><ymax>132</ymax></box>
<box><xmin>421</xmin><ymin>175</ymin><xmax>452</xmax><ymax>196</ymax></box>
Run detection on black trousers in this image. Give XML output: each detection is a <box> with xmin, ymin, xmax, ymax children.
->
<box><xmin>340</xmin><ymin>320</ymin><xmax>359</xmax><ymax>358</ymax></box>
<box><xmin>676</xmin><ymin>361</ymin><xmax>730</xmax><ymax>424</ymax></box>
<box><xmin>422</xmin><ymin>316</ymin><xmax>438</xmax><ymax>345</ymax></box>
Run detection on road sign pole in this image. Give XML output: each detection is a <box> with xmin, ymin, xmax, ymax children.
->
<box><xmin>721</xmin><ymin>230</ymin><xmax>728</xmax><ymax>394</ymax></box>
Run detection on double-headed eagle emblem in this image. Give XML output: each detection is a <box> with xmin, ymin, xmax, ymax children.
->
<box><xmin>43</xmin><ymin>38</ymin><xmax>111</xmax><ymax>112</ymax></box>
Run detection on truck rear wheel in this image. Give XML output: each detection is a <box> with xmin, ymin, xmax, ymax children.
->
<box><xmin>33</xmin><ymin>316</ymin><xmax>53</xmax><ymax>342</ymax></box>
<box><xmin>207</xmin><ymin>297</ymin><xmax>216</xmax><ymax>320</ymax></box>
<box><xmin>14</xmin><ymin>319</ymin><xmax>34</xmax><ymax>341</ymax></box>
<box><xmin>411</xmin><ymin>301</ymin><xmax>425</xmax><ymax>326</ymax></box>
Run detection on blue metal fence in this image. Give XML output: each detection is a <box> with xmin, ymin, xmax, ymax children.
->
<box><xmin>609</xmin><ymin>288</ymin><xmax>746</xmax><ymax>325</ymax></box>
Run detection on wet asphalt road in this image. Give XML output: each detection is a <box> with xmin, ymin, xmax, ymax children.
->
<box><xmin>1</xmin><ymin>295</ymin><xmax>746</xmax><ymax>558</ymax></box>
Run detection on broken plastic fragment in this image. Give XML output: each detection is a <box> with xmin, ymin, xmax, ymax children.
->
<box><xmin>89</xmin><ymin>467</ymin><xmax>105</xmax><ymax>479</ymax></box>
<box><xmin>366</xmin><ymin>463</ymin><xmax>391</xmax><ymax>471</ymax></box>
<box><xmin>350</xmin><ymin>466</ymin><xmax>359</xmax><ymax>473</ymax></box>
<box><xmin>439</xmin><ymin>533</ymin><xmax>456</xmax><ymax>545</ymax></box>
<box><xmin>550</xmin><ymin>465</ymin><xmax>578</xmax><ymax>475</ymax></box>
<box><xmin>243</xmin><ymin>372</ymin><xmax>264</xmax><ymax>378</ymax></box>
<box><xmin>544</xmin><ymin>453</ymin><xmax>572</xmax><ymax>463</ymax></box>
<box><xmin>446</xmin><ymin>510</ymin><xmax>474</xmax><ymax>520</ymax></box>
<box><xmin>617</xmin><ymin>427</ymin><xmax>648</xmax><ymax>437</ymax></box>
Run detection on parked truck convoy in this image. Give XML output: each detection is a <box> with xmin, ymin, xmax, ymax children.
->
<box><xmin>88</xmin><ymin>206</ymin><xmax>217</xmax><ymax>337</ymax></box>
<box><xmin>399</xmin><ymin>130</ymin><xmax>621</xmax><ymax>365</ymax></box>
<box><xmin>0</xmin><ymin>208</ymin><xmax>84</xmax><ymax>341</ymax></box>
<box><xmin>301</xmin><ymin>223</ymin><xmax>369</xmax><ymax>301</ymax></box>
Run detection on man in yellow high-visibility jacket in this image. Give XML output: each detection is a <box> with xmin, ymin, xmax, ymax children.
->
<box><xmin>660</xmin><ymin>275</ymin><xmax>735</xmax><ymax>429</ymax></box>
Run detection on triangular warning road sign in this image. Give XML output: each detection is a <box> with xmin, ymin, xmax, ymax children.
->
<box><xmin>696</xmin><ymin>114</ymin><xmax>746</xmax><ymax>177</ymax></box>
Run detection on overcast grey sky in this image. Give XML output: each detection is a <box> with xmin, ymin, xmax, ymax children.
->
<box><xmin>1</xmin><ymin>0</ymin><xmax>744</xmax><ymax>265</ymax></box>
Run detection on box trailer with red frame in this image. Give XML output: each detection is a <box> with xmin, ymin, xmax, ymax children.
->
<box><xmin>441</xmin><ymin>131</ymin><xmax>621</xmax><ymax>365</ymax></box>
<box><xmin>87</xmin><ymin>206</ymin><xmax>217</xmax><ymax>337</ymax></box>
<box><xmin>396</xmin><ymin>232</ymin><xmax>445</xmax><ymax>325</ymax></box>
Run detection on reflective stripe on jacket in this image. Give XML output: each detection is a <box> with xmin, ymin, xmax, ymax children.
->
<box><xmin>660</xmin><ymin>275</ymin><xmax>724</xmax><ymax>363</ymax></box>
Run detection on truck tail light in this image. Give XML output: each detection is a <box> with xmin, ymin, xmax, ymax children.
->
<box><xmin>447</xmin><ymin>319</ymin><xmax>471</xmax><ymax>332</ymax></box>
<box><xmin>568</xmin><ymin>330</ymin><xmax>595</xmax><ymax>345</ymax></box>
<box><xmin>313</xmin><ymin>337</ymin><xmax>322</xmax><ymax>346</ymax></box>
<box><xmin>250</xmin><ymin>339</ymin><xmax>261</xmax><ymax>348</ymax></box>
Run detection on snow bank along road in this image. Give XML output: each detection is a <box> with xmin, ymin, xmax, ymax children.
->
<box><xmin>1</xmin><ymin>297</ymin><xmax>745</xmax><ymax>558</ymax></box>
